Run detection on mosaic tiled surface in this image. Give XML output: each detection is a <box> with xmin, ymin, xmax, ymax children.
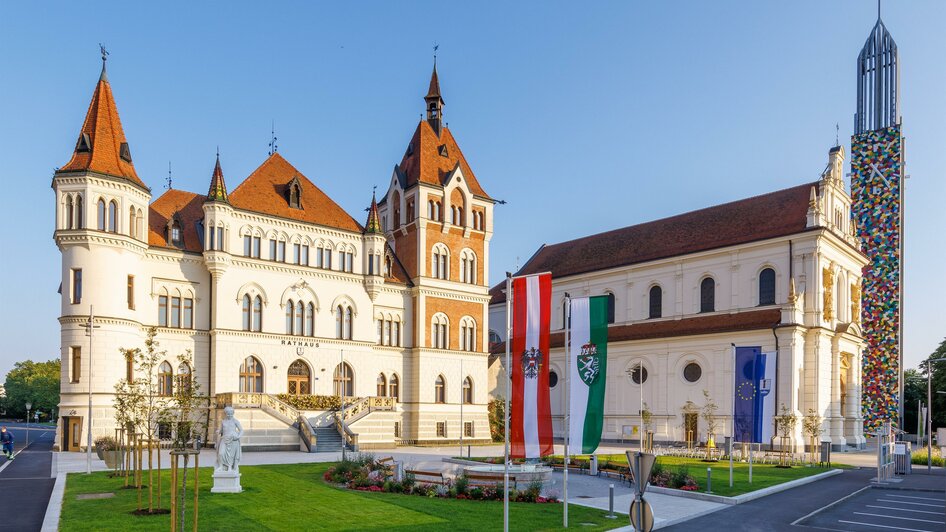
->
<box><xmin>850</xmin><ymin>125</ymin><xmax>902</xmax><ymax>433</ymax></box>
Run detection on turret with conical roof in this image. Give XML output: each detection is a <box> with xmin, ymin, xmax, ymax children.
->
<box><xmin>364</xmin><ymin>191</ymin><xmax>382</xmax><ymax>234</ymax></box>
<box><xmin>206</xmin><ymin>152</ymin><xmax>230</xmax><ymax>204</ymax></box>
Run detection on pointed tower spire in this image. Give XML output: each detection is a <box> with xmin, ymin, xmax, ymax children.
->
<box><xmin>855</xmin><ymin>1</ymin><xmax>899</xmax><ymax>134</ymax></box>
<box><xmin>364</xmin><ymin>188</ymin><xmax>383</xmax><ymax>234</ymax></box>
<box><xmin>206</xmin><ymin>150</ymin><xmax>230</xmax><ymax>203</ymax></box>
<box><xmin>424</xmin><ymin>61</ymin><xmax>445</xmax><ymax>136</ymax></box>
<box><xmin>60</xmin><ymin>55</ymin><xmax>146</xmax><ymax>189</ymax></box>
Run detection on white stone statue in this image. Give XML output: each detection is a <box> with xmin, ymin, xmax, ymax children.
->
<box><xmin>215</xmin><ymin>406</ymin><xmax>243</xmax><ymax>472</ymax></box>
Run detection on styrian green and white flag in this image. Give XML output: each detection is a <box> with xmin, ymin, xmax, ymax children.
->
<box><xmin>568</xmin><ymin>295</ymin><xmax>608</xmax><ymax>454</ymax></box>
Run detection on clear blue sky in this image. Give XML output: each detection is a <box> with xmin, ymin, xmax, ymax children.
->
<box><xmin>1</xmin><ymin>1</ymin><xmax>942</xmax><ymax>379</ymax></box>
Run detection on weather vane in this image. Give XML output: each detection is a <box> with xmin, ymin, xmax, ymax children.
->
<box><xmin>835</xmin><ymin>123</ymin><xmax>840</xmax><ymax>146</ymax></box>
<box><xmin>166</xmin><ymin>161</ymin><xmax>173</xmax><ymax>190</ymax></box>
<box><xmin>268</xmin><ymin>121</ymin><xmax>278</xmax><ymax>156</ymax></box>
<box><xmin>433</xmin><ymin>43</ymin><xmax>438</xmax><ymax>64</ymax></box>
<box><xmin>99</xmin><ymin>43</ymin><xmax>109</xmax><ymax>64</ymax></box>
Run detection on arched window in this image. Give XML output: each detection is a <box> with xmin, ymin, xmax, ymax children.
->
<box><xmin>434</xmin><ymin>201</ymin><xmax>441</xmax><ymax>221</ymax></box>
<box><xmin>252</xmin><ymin>296</ymin><xmax>263</xmax><ymax>331</ymax></box>
<box><xmin>384</xmin><ymin>256</ymin><xmax>392</xmax><ymax>277</ymax></box>
<box><xmin>136</xmin><ymin>208</ymin><xmax>143</xmax><ymax>240</ymax></box>
<box><xmin>242</xmin><ymin>295</ymin><xmax>251</xmax><ymax>331</ymax></box>
<box><xmin>460</xmin><ymin>250</ymin><xmax>477</xmax><ymax>284</ymax></box>
<box><xmin>287</xmin><ymin>359</ymin><xmax>310</xmax><ymax>395</ymax></box>
<box><xmin>336</xmin><ymin>305</ymin><xmax>343</xmax><ymax>339</ymax></box>
<box><xmin>239</xmin><ymin>356</ymin><xmax>263</xmax><ymax>393</ymax></box>
<box><xmin>286</xmin><ymin>299</ymin><xmax>295</xmax><ymax>334</ymax></box>
<box><xmin>177</xmin><ymin>363</ymin><xmax>192</xmax><ymax>394</ymax></box>
<box><xmin>606</xmin><ymin>292</ymin><xmax>616</xmax><ymax>324</ymax></box>
<box><xmin>648</xmin><ymin>286</ymin><xmax>662</xmax><ymax>319</ymax></box>
<box><xmin>460</xmin><ymin>317</ymin><xmax>476</xmax><ymax>352</ymax></box>
<box><xmin>75</xmin><ymin>195</ymin><xmax>84</xmax><ymax>229</ymax></box>
<box><xmin>344</xmin><ymin>307</ymin><xmax>353</xmax><ymax>339</ymax></box>
<box><xmin>158</xmin><ymin>362</ymin><xmax>173</xmax><ymax>396</ymax></box>
<box><xmin>759</xmin><ymin>268</ymin><xmax>776</xmax><ymax>305</ymax></box>
<box><xmin>435</xmin><ymin>375</ymin><xmax>446</xmax><ymax>403</ymax></box>
<box><xmin>170</xmin><ymin>220</ymin><xmax>183</xmax><ymax>246</ymax></box>
<box><xmin>288</xmin><ymin>180</ymin><xmax>302</xmax><ymax>209</ymax></box>
<box><xmin>295</xmin><ymin>301</ymin><xmax>304</xmax><ymax>336</ymax></box>
<box><xmin>334</xmin><ymin>362</ymin><xmax>354</xmax><ymax>397</ymax></box>
<box><xmin>128</xmin><ymin>206</ymin><xmax>137</xmax><ymax>238</ymax></box>
<box><xmin>389</xmin><ymin>374</ymin><xmax>400</xmax><ymax>401</ymax></box>
<box><xmin>463</xmin><ymin>377</ymin><xmax>473</xmax><ymax>404</ymax></box>
<box><xmin>431</xmin><ymin>244</ymin><xmax>449</xmax><ymax>280</ymax></box>
<box><xmin>427</xmin><ymin>200</ymin><xmax>434</xmax><ymax>219</ymax></box>
<box><xmin>377</xmin><ymin>373</ymin><xmax>387</xmax><ymax>397</ymax></box>
<box><xmin>431</xmin><ymin>314</ymin><xmax>448</xmax><ymax>349</ymax></box>
<box><xmin>97</xmin><ymin>199</ymin><xmax>106</xmax><ymax>230</ymax></box>
<box><xmin>305</xmin><ymin>302</ymin><xmax>315</xmax><ymax>336</ymax></box>
<box><xmin>451</xmin><ymin>206</ymin><xmax>458</xmax><ymax>225</ymax></box>
<box><xmin>700</xmin><ymin>277</ymin><xmax>715</xmax><ymax>313</ymax></box>
<box><xmin>65</xmin><ymin>196</ymin><xmax>74</xmax><ymax>229</ymax></box>
<box><xmin>108</xmin><ymin>200</ymin><xmax>118</xmax><ymax>232</ymax></box>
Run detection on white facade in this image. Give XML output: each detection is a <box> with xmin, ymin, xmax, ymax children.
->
<box><xmin>490</xmin><ymin>146</ymin><xmax>867</xmax><ymax>450</ymax></box>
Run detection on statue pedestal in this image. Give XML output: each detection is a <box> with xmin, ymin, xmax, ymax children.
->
<box><xmin>211</xmin><ymin>469</ymin><xmax>242</xmax><ymax>493</ymax></box>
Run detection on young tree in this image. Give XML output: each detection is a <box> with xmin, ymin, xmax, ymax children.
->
<box><xmin>701</xmin><ymin>390</ymin><xmax>720</xmax><ymax>440</ymax></box>
<box><xmin>802</xmin><ymin>408</ymin><xmax>824</xmax><ymax>463</ymax></box>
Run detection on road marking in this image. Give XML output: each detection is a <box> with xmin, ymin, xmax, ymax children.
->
<box><xmin>866</xmin><ymin>505</ymin><xmax>945</xmax><ymax>516</ymax></box>
<box><xmin>853</xmin><ymin>512</ymin><xmax>945</xmax><ymax>525</ymax></box>
<box><xmin>877</xmin><ymin>499</ymin><xmax>944</xmax><ymax>508</ymax></box>
<box><xmin>790</xmin><ymin>485</ymin><xmax>872</xmax><ymax>525</ymax></box>
<box><xmin>838</xmin><ymin>519</ymin><xmax>933</xmax><ymax>532</ymax></box>
<box><xmin>884</xmin><ymin>494</ymin><xmax>945</xmax><ymax>502</ymax></box>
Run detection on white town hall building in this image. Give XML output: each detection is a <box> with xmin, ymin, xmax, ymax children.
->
<box><xmin>52</xmin><ymin>60</ymin><xmax>494</xmax><ymax>451</ymax></box>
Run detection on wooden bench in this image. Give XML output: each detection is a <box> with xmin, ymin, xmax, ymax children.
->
<box><xmin>465</xmin><ymin>473</ymin><xmax>517</xmax><ymax>489</ymax></box>
<box><xmin>377</xmin><ymin>456</ymin><xmax>396</xmax><ymax>479</ymax></box>
<box><xmin>406</xmin><ymin>469</ymin><xmax>446</xmax><ymax>485</ymax></box>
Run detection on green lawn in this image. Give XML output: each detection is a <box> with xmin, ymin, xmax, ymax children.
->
<box><xmin>60</xmin><ymin>463</ymin><xmax>621</xmax><ymax>531</ymax></box>
<box><xmin>595</xmin><ymin>454</ymin><xmax>848</xmax><ymax>498</ymax></box>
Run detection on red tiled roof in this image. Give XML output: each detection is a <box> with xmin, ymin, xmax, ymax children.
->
<box><xmin>60</xmin><ymin>70</ymin><xmax>146</xmax><ymax>189</ymax></box>
<box><xmin>489</xmin><ymin>309</ymin><xmax>782</xmax><ymax>353</ymax></box>
<box><xmin>229</xmin><ymin>153</ymin><xmax>362</xmax><ymax>233</ymax></box>
<box><xmin>398</xmin><ymin>121</ymin><xmax>490</xmax><ymax>199</ymax></box>
<box><xmin>491</xmin><ymin>182</ymin><xmax>816</xmax><ymax>303</ymax></box>
<box><xmin>148</xmin><ymin>189</ymin><xmax>204</xmax><ymax>253</ymax></box>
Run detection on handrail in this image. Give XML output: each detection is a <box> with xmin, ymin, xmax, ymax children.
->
<box><xmin>298</xmin><ymin>414</ymin><xmax>317</xmax><ymax>452</ymax></box>
<box><xmin>215</xmin><ymin>393</ymin><xmax>302</xmax><ymax>426</ymax></box>
<box><xmin>335</xmin><ymin>414</ymin><xmax>358</xmax><ymax>451</ymax></box>
<box><xmin>342</xmin><ymin>396</ymin><xmax>396</xmax><ymax>425</ymax></box>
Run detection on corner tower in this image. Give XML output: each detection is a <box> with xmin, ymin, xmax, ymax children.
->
<box><xmin>378</xmin><ymin>63</ymin><xmax>495</xmax><ymax>443</ymax></box>
<box><xmin>850</xmin><ymin>9</ymin><xmax>903</xmax><ymax>432</ymax></box>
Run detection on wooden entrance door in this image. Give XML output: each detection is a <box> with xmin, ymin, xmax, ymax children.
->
<box><xmin>64</xmin><ymin>417</ymin><xmax>82</xmax><ymax>451</ymax></box>
<box><xmin>287</xmin><ymin>359</ymin><xmax>310</xmax><ymax>395</ymax></box>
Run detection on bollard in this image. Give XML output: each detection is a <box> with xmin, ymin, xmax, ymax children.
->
<box><xmin>607</xmin><ymin>484</ymin><xmax>616</xmax><ymax>519</ymax></box>
<box><xmin>706</xmin><ymin>467</ymin><xmax>712</xmax><ymax>494</ymax></box>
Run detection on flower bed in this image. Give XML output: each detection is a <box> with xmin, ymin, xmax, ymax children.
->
<box><xmin>323</xmin><ymin>453</ymin><xmax>559</xmax><ymax>503</ymax></box>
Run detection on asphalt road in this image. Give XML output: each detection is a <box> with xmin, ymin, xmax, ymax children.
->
<box><xmin>801</xmin><ymin>487</ymin><xmax>945</xmax><ymax>531</ymax></box>
<box><xmin>0</xmin><ymin>423</ymin><xmax>55</xmax><ymax>532</ymax></box>
<box><xmin>664</xmin><ymin>467</ymin><xmax>878</xmax><ymax>532</ymax></box>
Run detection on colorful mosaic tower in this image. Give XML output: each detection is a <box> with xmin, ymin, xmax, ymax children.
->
<box><xmin>850</xmin><ymin>13</ymin><xmax>903</xmax><ymax>433</ymax></box>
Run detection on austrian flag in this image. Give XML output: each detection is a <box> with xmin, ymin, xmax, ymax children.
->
<box><xmin>510</xmin><ymin>273</ymin><xmax>554</xmax><ymax>458</ymax></box>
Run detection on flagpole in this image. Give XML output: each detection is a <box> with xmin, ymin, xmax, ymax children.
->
<box><xmin>503</xmin><ymin>273</ymin><xmax>512</xmax><ymax>532</ymax></box>
<box><xmin>563</xmin><ymin>293</ymin><xmax>571</xmax><ymax>528</ymax></box>
<box><xmin>730</xmin><ymin>343</ymin><xmax>735</xmax><ymax>488</ymax></box>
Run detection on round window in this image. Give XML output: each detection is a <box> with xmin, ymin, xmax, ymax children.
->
<box><xmin>549</xmin><ymin>371</ymin><xmax>559</xmax><ymax>388</ymax></box>
<box><xmin>683</xmin><ymin>362</ymin><xmax>702</xmax><ymax>383</ymax></box>
<box><xmin>629</xmin><ymin>365</ymin><xmax>648</xmax><ymax>385</ymax></box>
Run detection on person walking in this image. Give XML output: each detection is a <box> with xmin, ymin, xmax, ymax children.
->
<box><xmin>1</xmin><ymin>427</ymin><xmax>14</xmax><ymax>460</ymax></box>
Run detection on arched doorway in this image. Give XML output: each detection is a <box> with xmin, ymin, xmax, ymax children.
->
<box><xmin>287</xmin><ymin>359</ymin><xmax>311</xmax><ymax>395</ymax></box>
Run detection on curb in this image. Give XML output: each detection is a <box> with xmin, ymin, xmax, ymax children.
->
<box><xmin>648</xmin><ymin>469</ymin><xmax>844</xmax><ymax>505</ymax></box>
<box><xmin>41</xmin><ymin>472</ymin><xmax>66</xmax><ymax>532</ymax></box>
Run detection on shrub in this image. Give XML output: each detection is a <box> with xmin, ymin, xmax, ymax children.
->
<box><xmin>94</xmin><ymin>436</ymin><xmax>118</xmax><ymax>452</ymax></box>
<box><xmin>275</xmin><ymin>394</ymin><xmax>342</xmax><ymax>411</ymax></box>
<box><xmin>469</xmin><ymin>487</ymin><xmax>484</xmax><ymax>500</ymax></box>
<box><xmin>402</xmin><ymin>472</ymin><xmax>416</xmax><ymax>488</ymax></box>
<box><xmin>454</xmin><ymin>474</ymin><xmax>469</xmax><ymax>496</ymax></box>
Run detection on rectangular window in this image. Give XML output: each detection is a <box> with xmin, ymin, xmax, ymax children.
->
<box><xmin>244</xmin><ymin>235</ymin><xmax>251</xmax><ymax>256</ymax></box>
<box><xmin>269</xmin><ymin>239</ymin><xmax>277</xmax><ymax>260</ymax></box>
<box><xmin>183</xmin><ymin>298</ymin><xmax>193</xmax><ymax>328</ymax></box>
<box><xmin>347</xmin><ymin>252</ymin><xmax>353</xmax><ymax>272</ymax></box>
<box><xmin>376</xmin><ymin>320</ymin><xmax>382</xmax><ymax>344</ymax></box>
<box><xmin>170</xmin><ymin>297</ymin><xmax>181</xmax><ymax>328</ymax></box>
<box><xmin>301</xmin><ymin>245</ymin><xmax>309</xmax><ymax>266</ymax></box>
<box><xmin>71</xmin><ymin>269</ymin><xmax>82</xmax><ymax>304</ymax></box>
<box><xmin>278</xmin><ymin>241</ymin><xmax>286</xmax><ymax>262</ymax></box>
<box><xmin>208</xmin><ymin>228</ymin><xmax>215</xmax><ymax>250</ymax></box>
<box><xmin>464</xmin><ymin>422</ymin><xmax>473</xmax><ymax>438</ymax></box>
<box><xmin>70</xmin><ymin>346</ymin><xmax>81</xmax><ymax>383</ymax></box>
<box><xmin>216</xmin><ymin>227</ymin><xmax>224</xmax><ymax>250</ymax></box>
<box><xmin>325</xmin><ymin>250</ymin><xmax>332</xmax><ymax>270</ymax></box>
<box><xmin>315</xmin><ymin>248</ymin><xmax>323</xmax><ymax>268</ymax></box>
<box><xmin>252</xmin><ymin>236</ymin><xmax>261</xmax><ymax>258</ymax></box>
<box><xmin>127</xmin><ymin>275</ymin><xmax>135</xmax><ymax>310</ymax></box>
<box><xmin>293</xmin><ymin>243</ymin><xmax>300</xmax><ymax>264</ymax></box>
<box><xmin>368</xmin><ymin>256</ymin><xmax>375</xmax><ymax>275</ymax></box>
<box><xmin>393</xmin><ymin>322</ymin><xmax>400</xmax><ymax>347</ymax></box>
<box><xmin>158</xmin><ymin>295</ymin><xmax>168</xmax><ymax>327</ymax></box>
<box><xmin>394</xmin><ymin>421</ymin><xmax>401</xmax><ymax>439</ymax></box>
<box><xmin>436</xmin><ymin>422</ymin><xmax>446</xmax><ymax>438</ymax></box>
<box><xmin>384</xmin><ymin>320</ymin><xmax>391</xmax><ymax>346</ymax></box>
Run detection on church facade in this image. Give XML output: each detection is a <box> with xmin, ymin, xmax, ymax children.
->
<box><xmin>53</xmin><ymin>60</ymin><xmax>494</xmax><ymax>450</ymax></box>
<box><xmin>489</xmin><ymin>146</ymin><xmax>868</xmax><ymax>450</ymax></box>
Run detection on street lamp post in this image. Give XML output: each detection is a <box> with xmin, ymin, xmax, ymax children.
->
<box><xmin>25</xmin><ymin>401</ymin><xmax>32</xmax><ymax>449</ymax></box>
<box><xmin>80</xmin><ymin>308</ymin><xmax>100</xmax><ymax>475</ymax></box>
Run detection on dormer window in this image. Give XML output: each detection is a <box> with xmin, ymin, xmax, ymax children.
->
<box><xmin>287</xmin><ymin>177</ymin><xmax>303</xmax><ymax>209</ymax></box>
<box><xmin>167</xmin><ymin>214</ymin><xmax>184</xmax><ymax>248</ymax></box>
<box><xmin>76</xmin><ymin>133</ymin><xmax>91</xmax><ymax>153</ymax></box>
<box><xmin>438</xmin><ymin>144</ymin><xmax>448</xmax><ymax>157</ymax></box>
<box><xmin>119</xmin><ymin>142</ymin><xmax>132</xmax><ymax>162</ymax></box>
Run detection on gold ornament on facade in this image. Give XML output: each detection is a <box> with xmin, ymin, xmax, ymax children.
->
<box><xmin>822</xmin><ymin>267</ymin><xmax>834</xmax><ymax>321</ymax></box>
<box><xmin>850</xmin><ymin>283</ymin><xmax>861</xmax><ymax>324</ymax></box>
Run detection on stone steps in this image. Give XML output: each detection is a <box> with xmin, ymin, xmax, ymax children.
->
<box><xmin>314</xmin><ymin>427</ymin><xmax>344</xmax><ymax>453</ymax></box>
<box><xmin>233</xmin><ymin>408</ymin><xmax>300</xmax><ymax>452</ymax></box>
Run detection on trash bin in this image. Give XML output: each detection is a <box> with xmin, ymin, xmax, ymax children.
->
<box><xmin>819</xmin><ymin>441</ymin><xmax>831</xmax><ymax>467</ymax></box>
<box><xmin>894</xmin><ymin>441</ymin><xmax>912</xmax><ymax>475</ymax></box>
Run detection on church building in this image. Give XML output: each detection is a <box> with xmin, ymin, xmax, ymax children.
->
<box><xmin>52</xmin><ymin>59</ymin><xmax>494</xmax><ymax>451</ymax></box>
